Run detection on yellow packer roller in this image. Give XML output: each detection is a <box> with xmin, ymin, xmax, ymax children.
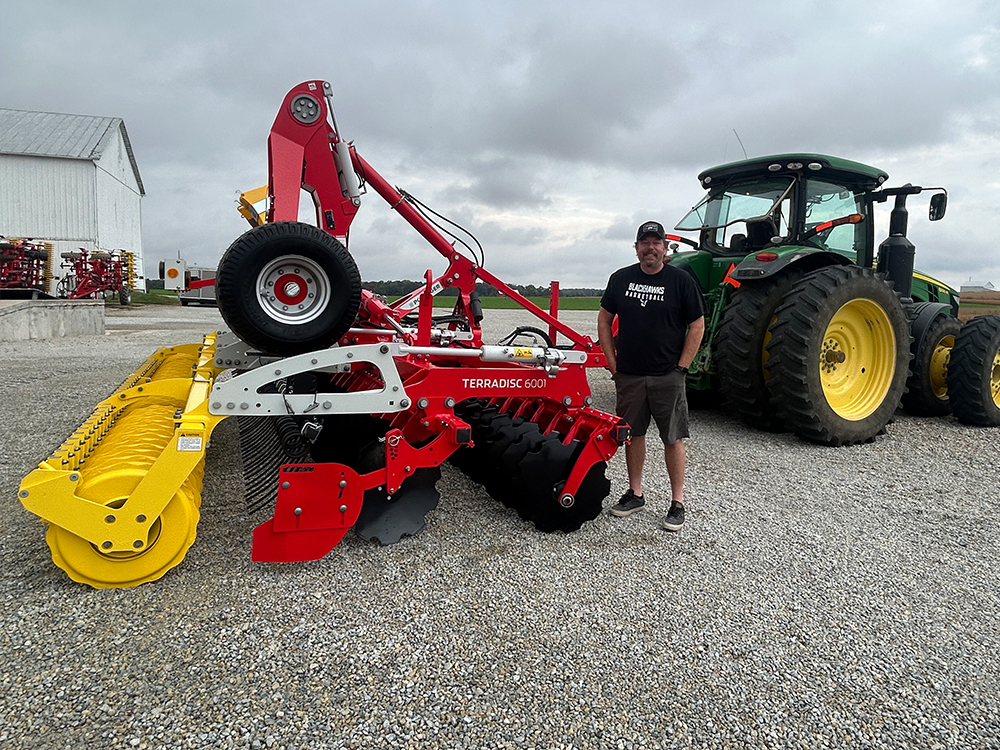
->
<box><xmin>18</xmin><ymin>334</ymin><xmax>226</xmax><ymax>588</ymax></box>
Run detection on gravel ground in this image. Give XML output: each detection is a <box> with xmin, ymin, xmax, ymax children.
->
<box><xmin>1</xmin><ymin>304</ymin><xmax>998</xmax><ymax>749</ymax></box>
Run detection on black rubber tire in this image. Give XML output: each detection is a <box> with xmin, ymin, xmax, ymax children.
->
<box><xmin>0</xmin><ymin>254</ymin><xmax>14</xmax><ymax>262</ymax></box>
<box><xmin>766</xmin><ymin>265</ymin><xmax>911</xmax><ymax>446</ymax></box>
<box><xmin>715</xmin><ymin>270</ymin><xmax>804</xmax><ymax>430</ymax></box>
<box><xmin>119</xmin><ymin>287</ymin><xmax>132</xmax><ymax>306</ymax></box>
<box><xmin>180</xmin><ymin>299</ymin><xmax>189</xmax><ymax>306</ymax></box>
<box><xmin>901</xmin><ymin>312</ymin><xmax>961</xmax><ymax>416</ymax></box>
<box><xmin>216</xmin><ymin>222</ymin><xmax>362</xmax><ymax>356</ymax></box>
<box><xmin>947</xmin><ymin>315</ymin><xmax>1000</xmax><ymax>426</ymax></box>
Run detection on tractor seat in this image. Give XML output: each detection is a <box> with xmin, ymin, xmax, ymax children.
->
<box><xmin>744</xmin><ymin>218</ymin><xmax>778</xmax><ymax>250</ymax></box>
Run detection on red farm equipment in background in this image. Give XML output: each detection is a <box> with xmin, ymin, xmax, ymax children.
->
<box><xmin>0</xmin><ymin>237</ymin><xmax>51</xmax><ymax>297</ymax></box>
<box><xmin>58</xmin><ymin>248</ymin><xmax>136</xmax><ymax>305</ymax></box>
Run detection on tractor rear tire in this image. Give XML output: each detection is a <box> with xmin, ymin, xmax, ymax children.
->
<box><xmin>715</xmin><ymin>269</ymin><xmax>804</xmax><ymax>430</ymax></box>
<box><xmin>901</xmin><ymin>311</ymin><xmax>960</xmax><ymax>416</ymax></box>
<box><xmin>766</xmin><ymin>265</ymin><xmax>910</xmax><ymax>446</ymax></box>
<box><xmin>947</xmin><ymin>315</ymin><xmax>1000</xmax><ymax>426</ymax></box>
<box><xmin>216</xmin><ymin>221</ymin><xmax>362</xmax><ymax>356</ymax></box>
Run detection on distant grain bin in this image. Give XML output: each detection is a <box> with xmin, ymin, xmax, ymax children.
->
<box><xmin>0</xmin><ymin>108</ymin><xmax>146</xmax><ymax>293</ymax></box>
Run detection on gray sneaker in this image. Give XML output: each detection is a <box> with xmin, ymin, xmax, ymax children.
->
<box><xmin>610</xmin><ymin>489</ymin><xmax>645</xmax><ymax>517</ymax></box>
<box><xmin>662</xmin><ymin>501</ymin><xmax>685</xmax><ymax>531</ymax></box>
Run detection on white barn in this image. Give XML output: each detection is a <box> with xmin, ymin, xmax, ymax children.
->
<box><xmin>0</xmin><ymin>109</ymin><xmax>145</xmax><ymax>292</ymax></box>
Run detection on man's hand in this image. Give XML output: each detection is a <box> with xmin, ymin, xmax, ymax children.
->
<box><xmin>597</xmin><ymin>306</ymin><xmax>617</xmax><ymax>375</ymax></box>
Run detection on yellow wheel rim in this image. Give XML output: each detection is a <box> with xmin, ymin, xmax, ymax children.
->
<box><xmin>991</xmin><ymin>348</ymin><xmax>1000</xmax><ymax>408</ymax></box>
<box><xmin>820</xmin><ymin>298</ymin><xmax>897</xmax><ymax>420</ymax></box>
<box><xmin>761</xmin><ymin>315</ymin><xmax>776</xmax><ymax>379</ymax></box>
<box><xmin>45</xmin><ymin>495</ymin><xmax>199</xmax><ymax>588</ymax></box>
<box><xmin>929</xmin><ymin>335</ymin><xmax>954</xmax><ymax>400</ymax></box>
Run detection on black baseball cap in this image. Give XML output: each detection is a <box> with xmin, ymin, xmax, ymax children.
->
<box><xmin>636</xmin><ymin>221</ymin><xmax>665</xmax><ymax>241</ymax></box>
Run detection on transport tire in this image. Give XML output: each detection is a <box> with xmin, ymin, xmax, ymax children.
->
<box><xmin>119</xmin><ymin>286</ymin><xmax>133</xmax><ymax>306</ymax></box>
<box><xmin>901</xmin><ymin>310</ymin><xmax>960</xmax><ymax>416</ymax></box>
<box><xmin>766</xmin><ymin>265</ymin><xmax>910</xmax><ymax>446</ymax></box>
<box><xmin>216</xmin><ymin>221</ymin><xmax>361</xmax><ymax>356</ymax></box>
<box><xmin>715</xmin><ymin>269</ymin><xmax>804</xmax><ymax>431</ymax></box>
<box><xmin>947</xmin><ymin>315</ymin><xmax>1000</xmax><ymax>426</ymax></box>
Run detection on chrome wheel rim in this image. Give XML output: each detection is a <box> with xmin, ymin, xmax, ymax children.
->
<box><xmin>256</xmin><ymin>254</ymin><xmax>331</xmax><ymax>325</ymax></box>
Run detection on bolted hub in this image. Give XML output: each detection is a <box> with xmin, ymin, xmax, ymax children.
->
<box><xmin>290</xmin><ymin>94</ymin><xmax>321</xmax><ymax>124</ymax></box>
<box><xmin>821</xmin><ymin>340</ymin><xmax>847</xmax><ymax>372</ymax></box>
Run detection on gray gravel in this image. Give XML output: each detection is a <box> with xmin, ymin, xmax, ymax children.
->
<box><xmin>1</xmin><ymin>304</ymin><xmax>998</xmax><ymax>749</ymax></box>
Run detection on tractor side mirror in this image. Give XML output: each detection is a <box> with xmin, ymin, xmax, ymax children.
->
<box><xmin>929</xmin><ymin>193</ymin><xmax>947</xmax><ymax>221</ymax></box>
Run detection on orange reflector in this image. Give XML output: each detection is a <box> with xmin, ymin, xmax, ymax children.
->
<box><xmin>722</xmin><ymin>263</ymin><xmax>741</xmax><ymax>288</ymax></box>
<box><xmin>755</xmin><ymin>252</ymin><xmax>778</xmax><ymax>262</ymax></box>
<box><xmin>816</xmin><ymin>213</ymin><xmax>864</xmax><ymax>233</ymax></box>
<box><xmin>167</xmin><ymin>268</ymin><xmax>179</xmax><ymax>278</ymax></box>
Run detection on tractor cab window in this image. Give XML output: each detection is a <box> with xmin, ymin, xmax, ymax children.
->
<box><xmin>675</xmin><ymin>177</ymin><xmax>793</xmax><ymax>255</ymax></box>
<box><xmin>803</xmin><ymin>179</ymin><xmax>865</xmax><ymax>255</ymax></box>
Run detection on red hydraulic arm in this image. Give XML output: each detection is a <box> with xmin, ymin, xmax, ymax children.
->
<box><xmin>262</xmin><ymin>80</ymin><xmax>603</xmax><ymax>361</ymax></box>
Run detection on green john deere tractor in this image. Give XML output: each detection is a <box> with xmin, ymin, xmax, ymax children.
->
<box><xmin>667</xmin><ymin>153</ymin><xmax>1000</xmax><ymax>445</ymax></box>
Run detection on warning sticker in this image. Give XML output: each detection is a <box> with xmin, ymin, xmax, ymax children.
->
<box><xmin>513</xmin><ymin>348</ymin><xmax>534</xmax><ymax>358</ymax></box>
<box><xmin>177</xmin><ymin>436</ymin><xmax>204</xmax><ymax>452</ymax></box>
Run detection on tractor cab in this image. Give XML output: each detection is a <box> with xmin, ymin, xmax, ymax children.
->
<box><xmin>674</xmin><ymin>154</ymin><xmax>888</xmax><ymax>263</ymax></box>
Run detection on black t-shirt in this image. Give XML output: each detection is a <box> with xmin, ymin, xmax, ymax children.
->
<box><xmin>600</xmin><ymin>263</ymin><xmax>706</xmax><ymax>376</ymax></box>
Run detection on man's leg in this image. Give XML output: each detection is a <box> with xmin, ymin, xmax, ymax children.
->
<box><xmin>625</xmin><ymin>434</ymin><xmax>646</xmax><ymax>495</ymax></box>
<box><xmin>663</xmin><ymin>438</ymin><xmax>685</xmax><ymax>504</ymax></box>
<box><xmin>610</xmin><ymin>373</ymin><xmax>650</xmax><ymax>517</ymax></box>
<box><xmin>662</xmin><ymin>438</ymin><xmax>686</xmax><ymax>531</ymax></box>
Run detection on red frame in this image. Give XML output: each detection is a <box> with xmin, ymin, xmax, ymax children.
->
<box><xmin>60</xmin><ymin>249</ymin><xmax>127</xmax><ymax>299</ymax></box>
<box><xmin>250</xmin><ymin>80</ymin><xmax>627</xmax><ymax>562</ymax></box>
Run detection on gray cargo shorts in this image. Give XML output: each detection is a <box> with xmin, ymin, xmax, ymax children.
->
<box><xmin>613</xmin><ymin>370</ymin><xmax>689</xmax><ymax>445</ymax></box>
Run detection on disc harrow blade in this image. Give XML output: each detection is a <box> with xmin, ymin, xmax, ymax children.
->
<box><xmin>354</xmin><ymin>466</ymin><xmax>441</xmax><ymax>545</ymax></box>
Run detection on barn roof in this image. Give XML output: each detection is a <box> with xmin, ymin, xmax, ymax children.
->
<box><xmin>0</xmin><ymin>109</ymin><xmax>144</xmax><ymax>195</ymax></box>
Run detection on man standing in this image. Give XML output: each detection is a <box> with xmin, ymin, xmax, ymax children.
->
<box><xmin>597</xmin><ymin>221</ymin><xmax>706</xmax><ymax>531</ymax></box>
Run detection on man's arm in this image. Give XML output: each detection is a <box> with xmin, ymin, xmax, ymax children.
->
<box><xmin>678</xmin><ymin>316</ymin><xmax>705</xmax><ymax>369</ymax></box>
<box><xmin>597</xmin><ymin>306</ymin><xmax>617</xmax><ymax>375</ymax></box>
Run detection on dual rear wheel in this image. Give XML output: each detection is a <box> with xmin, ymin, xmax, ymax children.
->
<box><xmin>717</xmin><ymin>264</ymin><xmax>1000</xmax><ymax>442</ymax></box>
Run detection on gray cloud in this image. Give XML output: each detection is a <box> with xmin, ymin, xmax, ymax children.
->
<box><xmin>2</xmin><ymin>0</ymin><xmax>998</xmax><ymax>289</ymax></box>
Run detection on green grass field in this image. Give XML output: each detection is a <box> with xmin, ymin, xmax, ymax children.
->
<box><xmin>391</xmin><ymin>295</ymin><xmax>602</xmax><ymax>311</ymax></box>
<box><xmin>108</xmin><ymin>288</ymin><xmax>179</xmax><ymax>305</ymax></box>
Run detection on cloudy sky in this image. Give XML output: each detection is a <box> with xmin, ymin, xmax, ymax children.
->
<box><xmin>3</xmin><ymin>0</ymin><xmax>998</xmax><ymax>289</ymax></box>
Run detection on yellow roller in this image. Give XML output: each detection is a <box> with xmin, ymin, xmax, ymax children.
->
<box><xmin>18</xmin><ymin>334</ymin><xmax>227</xmax><ymax>588</ymax></box>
